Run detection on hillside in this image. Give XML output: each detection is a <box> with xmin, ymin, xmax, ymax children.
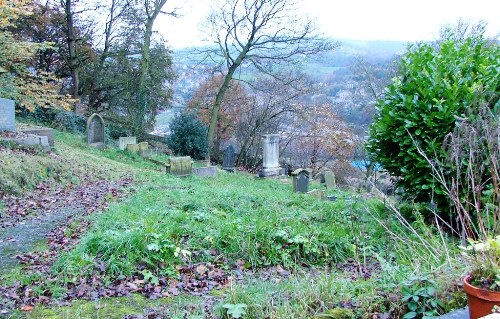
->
<box><xmin>0</xmin><ymin>127</ymin><xmax>466</xmax><ymax>318</ymax></box>
<box><xmin>155</xmin><ymin>40</ymin><xmax>407</xmax><ymax>134</ymax></box>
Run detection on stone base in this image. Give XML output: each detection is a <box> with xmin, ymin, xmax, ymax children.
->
<box><xmin>19</xmin><ymin>128</ymin><xmax>54</xmax><ymax>147</ymax></box>
<box><xmin>193</xmin><ymin>166</ymin><xmax>217</xmax><ymax>178</ymax></box>
<box><xmin>258</xmin><ymin>167</ymin><xmax>282</xmax><ymax>177</ymax></box>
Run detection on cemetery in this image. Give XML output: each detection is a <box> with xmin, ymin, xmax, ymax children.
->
<box><xmin>1</xmin><ymin>1</ymin><xmax>499</xmax><ymax>318</ymax></box>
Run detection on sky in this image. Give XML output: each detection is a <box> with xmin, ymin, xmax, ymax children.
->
<box><xmin>155</xmin><ymin>0</ymin><xmax>500</xmax><ymax>49</ymax></box>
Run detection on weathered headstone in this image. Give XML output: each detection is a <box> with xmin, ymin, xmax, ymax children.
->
<box><xmin>166</xmin><ymin>156</ymin><xmax>193</xmax><ymax>176</ymax></box>
<box><xmin>324</xmin><ymin>170</ymin><xmax>336</xmax><ymax>189</ymax></box>
<box><xmin>86</xmin><ymin>113</ymin><xmax>105</xmax><ymax>147</ymax></box>
<box><xmin>20</xmin><ymin>127</ymin><xmax>54</xmax><ymax>147</ymax></box>
<box><xmin>126</xmin><ymin>143</ymin><xmax>140</xmax><ymax>153</ymax></box>
<box><xmin>308</xmin><ymin>189</ymin><xmax>326</xmax><ymax>200</ymax></box>
<box><xmin>139</xmin><ymin>142</ymin><xmax>149</xmax><ymax>157</ymax></box>
<box><xmin>291</xmin><ymin>168</ymin><xmax>310</xmax><ymax>193</ymax></box>
<box><xmin>0</xmin><ymin>98</ymin><xmax>15</xmax><ymax>132</ymax></box>
<box><xmin>15</xmin><ymin>134</ymin><xmax>50</xmax><ymax>150</ymax></box>
<box><xmin>193</xmin><ymin>166</ymin><xmax>217</xmax><ymax>178</ymax></box>
<box><xmin>222</xmin><ymin>145</ymin><xmax>236</xmax><ymax>172</ymax></box>
<box><xmin>259</xmin><ymin>134</ymin><xmax>282</xmax><ymax>177</ymax></box>
<box><xmin>119</xmin><ymin>137</ymin><xmax>137</xmax><ymax>150</ymax></box>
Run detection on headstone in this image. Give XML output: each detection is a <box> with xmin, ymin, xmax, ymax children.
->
<box><xmin>20</xmin><ymin>128</ymin><xmax>54</xmax><ymax>147</ymax></box>
<box><xmin>258</xmin><ymin>134</ymin><xmax>282</xmax><ymax>177</ymax></box>
<box><xmin>324</xmin><ymin>170</ymin><xmax>336</xmax><ymax>189</ymax></box>
<box><xmin>126</xmin><ymin>143</ymin><xmax>140</xmax><ymax>153</ymax></box>
<box><xmin>291</xmin><ymin>168</ymin><xmax>310</xmax><ymax>193</ymax></box>
<box><xmin>119</xmin><ymin>137</ymin><xmax>137</xmax><ymax>150</ymax></box>
<box><xmin>15</xmin><ymin>134</ymin><xmax>50</xmax><ymax>150</ymax></box>
<box><xmin>222</xmin><ymin>145</ymin><xmax>236</xmax><ymax>172</ymax></box>
<box><xmin>0</xmin><ymin>98</ymin><xmax>15</xmax><ymax>132</ymax></box>
<box><xmin>193</xmin><ymin>166</ymin><xmax>217</xmax><ymax>178</ymax></box>
<box><xmin>139</xmin><ymin>142</ymin><xmax>149</xmax><ymax>157</ymax></box>
<box><xmin>166</xmin><ymin>156</ymin><xmax>193</xmax><ymax>176</ymax></box>
<box><xmin>308</xmin><ymin>189</ymin><xmax>326</xmax><ymax>200</ymax></box>
<box><xmin>86</xmin><ymin>113</ymin><xmax>105</xmax><ymax>147</ymax></box>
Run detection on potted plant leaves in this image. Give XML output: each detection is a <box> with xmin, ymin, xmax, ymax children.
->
<box><xmin>460</xmin><ymin>237</ymin><xmax>500</xmax><ymax>319</ymax></box>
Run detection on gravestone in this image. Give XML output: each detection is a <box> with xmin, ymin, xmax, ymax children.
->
<box><xmin>222</xmin><ymin>145</ymin><xmax>236</xmax><ymax>172</ymax></box>
<box><xmin>119</xmin><ymin>137</ymin><xmax>137</xmax><ymax>150</ymax></box>
<box><xmin>126</xmin><ymin>143</ymin><xmax>140</xmax><ymax>153</ymax></box>
<box><xmin>308</xmin><ymin>189</ymin><xmax>326</xmax><ymax>200</ymax></box>
<box><xmin>324</xmin><ymin>170</ymin><xmax>336</xmax><ymax>189</ymax></box>
<box><xmin>166</xmin><ymin>156</ymin><xmax>193</xmax><ymax>177</ymax></box>
<box><xmin>259</xmin><ymin>134</ymin><xmax>282</xmax><ymax>177</ymax></box>
<box><xmin>139</xmin><ymin>142</ymin><xmax>149</xmax><ymax>157</ymax></box>
<box><xmin>86</xmin><ymin>113</ymin><xmax>105</xmax><ymax>147</ymax></box>
<box><xmin>0</xmin><ymin>98</ymin><xmax>15</xmax><ymax>132</ymax></box>
<box><xmin>19</xmin><ymin>128</ymin><xmax>54</xmax><ymax>147</ymax></box>
<box><xmin>291</xmin><ymin>168</ymin><xmax>310</xmax><ymax>193</ymax></box>
<box><xmin>193</xmin><ymin>166</ymin><xmax>217</xmax><ymax>178</ymax></box>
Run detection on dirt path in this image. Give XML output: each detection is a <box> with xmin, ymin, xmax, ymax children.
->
<box><xmin>0</xmin><ymin>178</ymin><xmax>133</xmax><ymax>274</ymax></box>
<box><xmin>0</xmin><ymin>207</ymin><xmax>78</xmax><ymax>272</ymax></box>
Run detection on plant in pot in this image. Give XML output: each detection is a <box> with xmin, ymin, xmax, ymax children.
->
<box><xmin>418</xmin><ymin>98</ymin><xmax>500</xmax><ymax>319</ymax></box>
<box><xmin>460</xmin><ymin>237</ymin><xmax>500</xmax><ymax>318</ymax></box>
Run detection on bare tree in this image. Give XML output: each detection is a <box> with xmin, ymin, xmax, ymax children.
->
<box><xmin>202</xmin><ymin>0</ymin><xmax>339</xmax><ymax>159</ymax></box>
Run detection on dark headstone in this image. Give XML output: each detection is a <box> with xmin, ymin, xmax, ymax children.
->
<box><xmin>222</xmin><ymin>145</ymin><xmax>236</xmax><ymax>172</ymax></box>
<box><xmin>291</xmin><ymin>168</ymin><xmax>311</xmax><ymax>193</ymax></box>
<box><xmin>86</xmin><ymin>113</ymin><xmax>105</xmax><ymax>147</ymax></box>
<box><xmin>0</xmin><ymin>98</ymin><xmax>15</xmax><ymax>132</ymax></box>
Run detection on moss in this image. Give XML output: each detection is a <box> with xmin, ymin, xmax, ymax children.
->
<box><xmin>24</xmin><ymin>294</ymin><xmax>161</xmax><ymax>319</ymax></box>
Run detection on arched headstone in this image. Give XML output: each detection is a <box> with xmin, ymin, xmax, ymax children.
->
<box><xmin>86</xmin><ymin>113</ymin><xmax>105</xmax><ymax>147</ymax></box>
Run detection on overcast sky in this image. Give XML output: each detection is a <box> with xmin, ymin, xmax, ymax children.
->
<box><xmin>155</xmin><ymin>0</ymin><xmax>500</xmax><ymax>48</ymax></box>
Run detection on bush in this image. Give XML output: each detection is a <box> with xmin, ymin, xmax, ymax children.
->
<box><xmin>367</xmin><ymin>33</ymin><xmax>500</xmax><ymax>215</ymax></box>
<box><xmin>166</xmin><ymin>111</ymin><xmax>208</xmax><ymax>160</ymax></box>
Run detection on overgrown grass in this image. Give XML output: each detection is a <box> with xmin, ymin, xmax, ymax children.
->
<box><xmin>2</xmin><ymin>127</ymin><xmax>468</xmax><ymax>318</ymax></box>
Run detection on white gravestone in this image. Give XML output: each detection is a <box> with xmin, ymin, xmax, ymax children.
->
<box><xmin>259</xmin><ymin>134</ymin><xmax>282</xmax><ymax>177</ymax></box>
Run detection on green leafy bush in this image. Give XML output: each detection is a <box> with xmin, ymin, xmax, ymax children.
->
<box><xmin>367</xmin><ymin>33</ymin><xmax>500</xmax><ymax>213</ymax></box>
<box><xmin>166</xmin><ymin>111</ymin><xmax>208</xmax><ymax>160</ymax></box>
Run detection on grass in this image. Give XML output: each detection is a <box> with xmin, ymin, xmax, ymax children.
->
<box><xmin>1</xmin><ymin>128</ymin><xmax>469</xmax><ymax>318</ymax></box>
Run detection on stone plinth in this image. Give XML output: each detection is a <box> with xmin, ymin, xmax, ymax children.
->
<box><xmin>20</xmin><ymin>128</ymin><xmax>54</xmax><ymax>147</ymax></box>
<box><xmin>0</xmin><ymin>98</ymin><xmax>15</xmax><ymax>132</ymax></box>
<box><xmin>166</xmin><ymin>156</ymin><xmax>193</xmax><ymax>177</ymax></box>
<box><xmin>259</xmin><ymin>134</ymin><xmax>282</xmax><ymax>177</ymax></box>
<box><xmin>119</xmin><ymin>137</ymin><xmax>137</xmax><ymax>150</ymax></box>
<box><xmin>193</xmin><ymin>166</ymin><xmax>217</xmax><ymax>178</ymax></box>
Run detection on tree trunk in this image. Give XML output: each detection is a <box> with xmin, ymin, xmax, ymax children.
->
<box><xmin>136</xmin><ymin>0</ymin><xmax>167</xmax><ymax>137</ymax></box>
<box><xmin>63</xmin><ymin>0</ymin><xmax>79</xmax><ymax>99</ymax></box>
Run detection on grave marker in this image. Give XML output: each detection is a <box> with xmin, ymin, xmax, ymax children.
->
<box><xmin>324</xmin><ymin>170</ymin><xmax>336</xmax><ymax>190</ymax></box>
<box><xmin>86</xmin><ymin>113</ymin><xmax>105</xmax><ymax>147</ymax></box>
<box><xmin>259</xmin><ymin>134</ymin><xmax>282</xmax><ymax>177</ymax></box>
<box><xmin>166</xmin><ymin>156</ymin><xmax>193</xmax><ymax>176</ymax></box>
<box><xmin>222</xmin><ymin>145</ymin><xmax>236</xmax><ymax>172</ymax></box>
<box><xmin>291</xmin><ymin>168</ymin><xmax>311</xmax><ymax>193</ymax></box>
<box><xmin>0</xmin><ymin>98</ymin><xmax>15</xmax><ymax>132</ymax></box>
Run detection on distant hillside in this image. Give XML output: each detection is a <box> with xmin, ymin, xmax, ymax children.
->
<box><xmin>155</xmin><ymin>39</ymin><xmax>408</xmax><ymax>134</ymax></box>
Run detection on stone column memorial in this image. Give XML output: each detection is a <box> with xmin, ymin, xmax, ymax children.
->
<box><xmin>259</xmin><ymin>134</ymin><xmax>282</xmax><ymax>177</ymax></box>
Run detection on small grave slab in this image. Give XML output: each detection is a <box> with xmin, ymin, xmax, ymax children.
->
<box><xmin>307</xmin><ymin>189</ymin><xmax>326</xmax><ymax>200</ymax></box>
<box><xmin>18</xmin><ymin>126</ymin><xmax>54</xmax><ymax>147</ymax></box>
<box><xmin>324</xmin><ymin>170</ymin><xmax>336</xmax><ymax>189</ymax></box>
<box><xmin>119</xmin><ymin>137</ymin><xmax>137</xmax><ymax>150</ymax></box>
<box><xmin>222</xmin><ymin>145</ymin><xmax>236</xmax><ymax>172</ymax></box>
<box><xmin>166</xmin><ymin>156</ymin><xmax>193</xmax><ymax>177</ymax></box>
<box><xmin>193</xmin><ymin>166</ymin><xmax>218</xmax><ymax>178</ymax></box>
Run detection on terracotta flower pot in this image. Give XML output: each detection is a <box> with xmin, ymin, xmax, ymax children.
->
<box><xmin>463</xmin><ymin>275</ymin><xmax>500</xmax><ymax>319</ymax></box>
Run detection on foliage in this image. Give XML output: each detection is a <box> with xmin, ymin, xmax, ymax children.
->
<box><xmin>188</xmin><ymin>75</ymin><xmax>253</xmax><ymax>161</ymax></box>
<box><xmin>460</xmin><ymin>236</ymin><xmax>500</xmax><ymax>291</ymax></box>
<box><xmin>221</xmin><ymin>303</ymin><xmax>248</xmax><ymax>319</ymax></box>
<box><xmin>0</xmin><ymin>0</ymin><xmax>74</xmax><ymax>111</ymax></box>
<box><xmin>166</xmin><ymin>111</ymin><xmax>208</xmax><ymax>160</ymax></box>
<box><xmin>367</xmin><ymin>32</ymin><xmax>500</xmax><ymax>214</ymax></box>
<box><xmin>401</xmin><ymin>276</ymin><xmax>444</xmax><ymax>318</ymax></box>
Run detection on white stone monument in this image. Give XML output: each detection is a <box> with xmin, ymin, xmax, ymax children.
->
<box><xmin>259</xmin><ymin>134</ymin><xmax>282</xmax><ymax>177</ymax></box>
<box><xmin>0</xmin><ymin>98</ymin><xmax>15</xmax><ymax>132</ymax></box>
